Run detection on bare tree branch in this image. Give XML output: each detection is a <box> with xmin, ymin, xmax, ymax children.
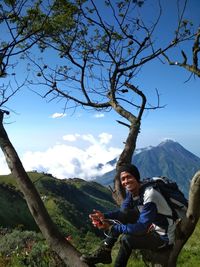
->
<box><xmin>163</xmin><ymin>28</ymin><xmax>200</xmax><ymax>77</ymax></box>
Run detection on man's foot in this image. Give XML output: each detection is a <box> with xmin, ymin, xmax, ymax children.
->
<box><xmin>80</xmin><ymin>244</ymin><xmax>112</xmax><ymax>265</ymax></box>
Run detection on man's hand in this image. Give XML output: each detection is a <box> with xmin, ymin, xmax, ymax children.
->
<box><xmin>89</xmin><ymin>209</ymin><xmax>110</xmax><ymax>230</ymax></box>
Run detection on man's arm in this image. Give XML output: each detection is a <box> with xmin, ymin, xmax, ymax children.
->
<box><xmin>111</xmin><ymin>202</ymin><xmax>157</xmax><ymax>235</ymax></box>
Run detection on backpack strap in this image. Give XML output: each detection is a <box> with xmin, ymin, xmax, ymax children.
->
<box><xmin>140</xmin><ymin>179</ymin><xmax>177</xmax><ymax>221</ymax></box>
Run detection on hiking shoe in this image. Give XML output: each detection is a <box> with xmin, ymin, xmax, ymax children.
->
<box><xmin>80</xmin><ymin>245</ymin><xmax>112</xmax><ymax>264</ymax></box>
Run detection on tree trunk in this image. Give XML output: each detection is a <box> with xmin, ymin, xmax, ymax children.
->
<box><xmin>0</xmin><ymin>111</ymin><xmax>89</xmax><ymax>267</ymax></box>
<box><xmin>113</xmin><ymin>119</ymin><xmax>141</xmax><ymax>204</ymax></box>
<box><xmin>167</xmin><ymin>170</ymin><xmax>200</xmax><ymax>266</ymax></box>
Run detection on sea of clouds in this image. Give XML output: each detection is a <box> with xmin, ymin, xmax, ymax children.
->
<box><xmin>0</xmin><ymin>132</ymin><xmax>121</xmax><ymax>180</ymax></box>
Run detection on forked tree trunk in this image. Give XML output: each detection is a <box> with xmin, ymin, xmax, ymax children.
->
<box><xmin>0</xmin><ymin>111</ymin><xmax>89</xmax><ymax>267</ymax></box>
<box><xmin>112</xmin><ymin>82</ymin><xmax>146</xmax><ymax>205</ymax></box>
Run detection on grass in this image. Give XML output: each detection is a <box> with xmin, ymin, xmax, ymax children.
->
<box><xmin>177</xmin><ymin>221</ymin><xmax>200</xmax><ymax>266</ymax></box>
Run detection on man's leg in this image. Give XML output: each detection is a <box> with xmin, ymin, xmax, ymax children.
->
<box><xmin>114</xmin><ymin>232</ymin><xmax>166</xmax><ymax>267</ymax></box>
<box><xmin>80</xmin><ymin>208</ymin><xmax>139</xmax><ymax>265</ymax></box>
<box><xmin>80</xmin><ymin>230</ymin><xmax>119</xmax><ymax>265</ymax></box>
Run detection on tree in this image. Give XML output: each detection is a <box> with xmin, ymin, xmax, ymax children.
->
<box><xmin>23</xmin><ymin>0</ymin><xmax>195</xmax><ymax>202</ymax></box>
<box><xmin>0</xmin><ymin>0</ymin><xmax>199</xmax><ymax>266</ymax></box>
<box><xmin>24</xmin><ymin>0</ymin><xmax>199</xmax><ymax>266</ymax></box>
<box><xmin>0</xmin><ymin>1</ymin><xmax>90</xmax><ymax>266</ymax></box>
<box><xmin>21</xmin><ymin>0</ymin><xmax>200</xmax><ymax>266</ymax></box>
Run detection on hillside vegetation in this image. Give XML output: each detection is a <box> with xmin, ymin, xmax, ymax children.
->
<box><xmin>0</xmin><ymin>171</ymin><xmax>199</xmax><ymax>266</ymax></box>
<box><xmin>0</xmin><ymin>171</ymin><xmax>117</xmax><ymax>234</ymax></box>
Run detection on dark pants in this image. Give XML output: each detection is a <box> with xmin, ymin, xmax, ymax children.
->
<box><xmin>104</xmin><ymin>209</ymin><xmax>166</xmax><ymax>267</ymax></box>
<box><xmin>114</xmin><ymin>232</ymin><xmax>165</xmax><ymax>267</ymax></box>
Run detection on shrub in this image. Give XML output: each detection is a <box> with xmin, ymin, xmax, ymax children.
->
<box><xmin>0</xmin><ymin>229</ymin><xmax>65</xmax><ymax>267</ymax></box>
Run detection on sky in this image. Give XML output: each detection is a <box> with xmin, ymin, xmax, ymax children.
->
<box><xmin>0</xmin><ymin>0</ymin><xmax>200</xmax><ymax>180</ymax></box>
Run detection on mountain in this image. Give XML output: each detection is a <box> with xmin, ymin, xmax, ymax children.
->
<box><xmin>95</xmin><ymin>140</ymin><xmax>200</xmax><ymax>197</ymax></box>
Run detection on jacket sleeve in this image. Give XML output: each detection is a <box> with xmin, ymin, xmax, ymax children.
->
<box><xmin>121</xmin><ymin>191</ymin><xmax>134</xmax><ymax>210</ymax></box>
<box><xmin>104</xmin><ymin>191</ymin><xmax>134</xmax><ymax>220</ymax></box>
<box><xmin>111</xmin><ymin>202</ymin><xmax>157</xmax><ymax>235</ymax></box>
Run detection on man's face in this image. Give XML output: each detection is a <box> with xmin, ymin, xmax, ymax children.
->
<box><xmin>120</xmin><ymin>171</ymin><xmax>140</xmax><ymax>195</ymax></box>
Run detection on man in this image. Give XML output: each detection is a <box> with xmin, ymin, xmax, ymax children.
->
<box><xmin>80</xmin><ymin>164</ymin><xmax>176</xmax><ymax>267</ymax></box>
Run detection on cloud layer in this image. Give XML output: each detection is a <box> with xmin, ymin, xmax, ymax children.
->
<box><xmin>0</xmin><ymin>133</ymin><xmax>121</xmax><ymax>180</ymax></box>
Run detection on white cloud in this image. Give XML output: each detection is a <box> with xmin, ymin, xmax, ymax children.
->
<box><xmin>19</xmin><ymin>133</ymin><xmax>121</xmax><ymax>180</ymax></box>
<box><xmin>63</xmin><ymin>134</ymin><xmax>80</xmax><ymax>142</ymax></box>
<box><xmin>0</xmin><ymin>155</ymin><xmax>10</xmax><ymax>175</ymax></box>
<box><xmin>82</xmin><ymin>134</ymin><xmax>97</xmax><ymax>145</ymax></box>
<box><xmin>93</xmin><ymin>113</ymin><xmax>105</xmax><ymax>118</ymax></box>
<box><xmin>50</xmin><ymin>113</ymin><xmax>66</xmax><ymax>118</ymax></box>
<box><xmin>99</xmin><ymin>133</ymin><xmax>112</xmax><ymax>145</ymax></box>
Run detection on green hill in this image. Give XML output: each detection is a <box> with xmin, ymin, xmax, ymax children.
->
<box><xmin>0</xmin><ymin>171</ymin><xmax>117</xmax><ymax>235</ymax></box>
<box><xmin>0</xmin><ymin>171</ymin><xmax>200</xmax><ymax>266</ymax></box>
<box><xmin>0</xmin><ymin>183</ymin><xmax>37</xmax><ymax>230</ymax></box>
<box><xmin>0</xmin><ymin>172</ymin><xmax>117</xmax><ymax>266</ymax></box>
<box><xmin>0</xmin><ymin>171</ymin><xmax>118</xmax><ymax>266</ymax></box>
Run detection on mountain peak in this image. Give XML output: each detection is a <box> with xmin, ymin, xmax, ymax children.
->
<box><xmin>95</xmin><ymin>140</ymin><xmax>200</xmax><ymax>197</ymax></box>
<box><xmin>158</xmin><ymin>139</ymin><xmax>177</xmax><ymax>146</ymax></box>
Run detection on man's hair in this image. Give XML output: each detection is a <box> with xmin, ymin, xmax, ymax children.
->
<box><xmin>118</xmin><ymin>164</ymin><xmax>140</xmax><ymax>182</ymax></box>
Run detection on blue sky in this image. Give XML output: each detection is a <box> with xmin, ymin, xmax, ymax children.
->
<box><xmin>0</xmin><ymin>0</ymin><xmax>200</xmax><ymax>179</ymax></box>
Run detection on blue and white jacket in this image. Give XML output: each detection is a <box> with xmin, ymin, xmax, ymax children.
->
<box><xmin>105</xmin><ymin>185</ymin><xmax>176</xmax><ymax>245</ymax></box>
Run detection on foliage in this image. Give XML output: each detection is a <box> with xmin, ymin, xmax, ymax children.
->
<box><xmin>0</xmin><ymin>172</ymin><xmax>200</xmax><ymax>266</ymax></box>
<box><xmin>0</xmin><ymin>227</ymin><xmax>104</xmax><ymax>266</ymax></box>
<box><xmin>0</xmin><ymin>171</ymin><xmax>117</xmax><ymax>265</ymax></box>
<box><xmin>0</xmin><ymin>229</ymin><xmax>65</xmax><ymax>267</ymax></box>
<box><xmin>0</xmin><ymin>183</ymin><xmax>37</xmax><ymax>230</ymax></box>
<box><xmin>0</xmin><ymin>222</ymin><xmax>199</xmax><ymax>266</ymax></box>
<box><xmin>15</xmin><ymin>0</ymin><xmax>78</xmax><ymax>52</ymax></box>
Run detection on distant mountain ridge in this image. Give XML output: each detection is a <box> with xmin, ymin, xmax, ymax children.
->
<box><xmin>95</xmin><ymin>140</ymin><xmax>200</xmax><ymax>197</ymax></box>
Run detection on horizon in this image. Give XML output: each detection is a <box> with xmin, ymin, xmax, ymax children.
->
<box><xmin>0</xmin><ymin>138</ymin><xmax>199</xmax><ymax>180</ymax></box>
